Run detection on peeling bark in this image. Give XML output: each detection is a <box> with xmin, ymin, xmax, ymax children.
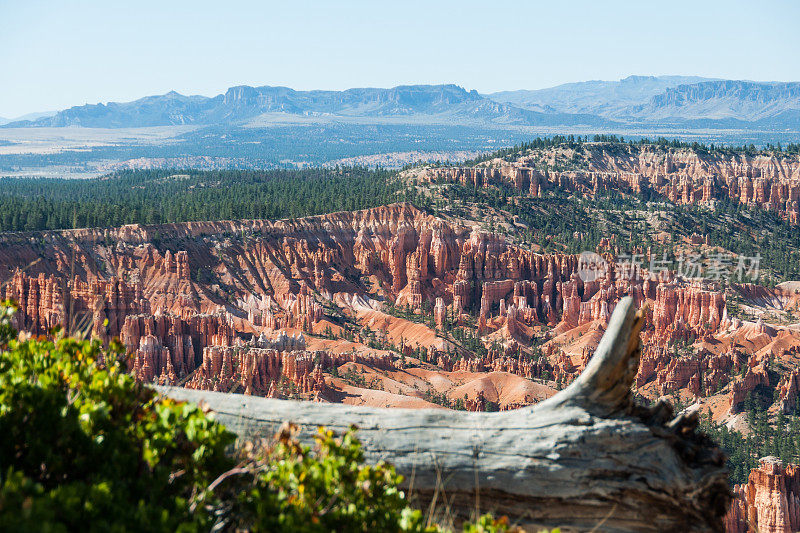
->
<box><xmin>160</xmin><ymin>297</ymin><xmax>730</xmax><ymax>532</ymax></box>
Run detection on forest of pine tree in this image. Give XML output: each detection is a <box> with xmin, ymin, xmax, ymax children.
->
<box><xmin>701</xmin><ymin>394</ymin><xmax>800</xmax><ymax>485</ymax></box>
<box><xmin>0</xmin><ymin>167</ymin><xmax>408</xmax><ymax>231</ymax></box>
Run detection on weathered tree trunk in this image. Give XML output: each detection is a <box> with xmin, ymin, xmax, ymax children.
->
<box><xmin>160</xmin><ymin>297</ymin><xmax>730</xmax><ymax>532</ymax></box>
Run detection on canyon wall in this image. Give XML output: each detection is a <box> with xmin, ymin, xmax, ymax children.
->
<box><xmin>0</xmin><ymin>202</ymin><xmax>792</xmax><ymax>414</ymax></box>
<box><xmin>726</xmin><ymin>457</ymin><xmax>800</xmax><ymax>533</ymax></box>
<box><xmin>422</xmin><ymin>148</ymin><xmax>800</xmax><ymax>225</ymax></box>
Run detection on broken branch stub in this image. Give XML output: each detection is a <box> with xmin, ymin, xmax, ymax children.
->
<box><xmin>160</xmin><ymin>296</ymin><xmax>730</xmax><ymax>532</ymax></box>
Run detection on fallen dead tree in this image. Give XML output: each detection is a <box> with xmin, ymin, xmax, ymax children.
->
<box><xmin>160</xmin><ymin>297</ymin><xmax>730</xmax><ymax>532</ymax></box>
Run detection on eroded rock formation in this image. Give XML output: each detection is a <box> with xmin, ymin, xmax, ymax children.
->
<box><xmin>726</xmin><ymin>457</ymin><xmax>800</xmax><ymax>533</ymax></box>
<box><xmin>420</xmin><ymin>147</ymin><xmax>800</xmax><ymax>225</ymax></box>
<box><xmin>0</xmin><ymin>202</ymin><xmax>794</xmax><ymax>413</ymax></box>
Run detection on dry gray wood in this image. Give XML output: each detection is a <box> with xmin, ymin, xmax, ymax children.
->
<box><xmin>159</xmin><ymin>296</ymin><xmax>730</xmax><ymax>532</ymax></box>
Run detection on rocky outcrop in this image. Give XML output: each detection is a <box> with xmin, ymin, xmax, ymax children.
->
<box><xmin>730</xmin><ymin>361</ymin><xmax>771</xmax><ymax>413</ymax></box>
<box><xmin>0</xmin><ymin>202</ymin><xmax>786</xmax><ymax>408</ymax></box>
<box><xmin>420</xmin><ymin>147</ymin><xmax>800</xmax><ymax>225</ymax></box>
<box><xmin>778</xmin><ymin>369</ymin><xmax>800</xmax><ymax>414</ymax></box>
<box><xmin>186</xmin><ymin>347</ymin><xmax>327</xmax><ymax>396</ymax></box>
<box><xmin>185</xmin><ymin>346</ymin><xmax>395</xmax><ymax>397</ymax></box>
<box><xmin>725</xmin><ymin>457</ymin><xmax>800</xmax><ymax>533</ymax></box>
<box><xmin>122</xmin><ymin>311</ymin><xmax>234</xmax><ymax>383</ymax></box>
<box><xmin>0</xmin><ymin>204</ymin><xmax>722</xmax><ymax>345</ymax></box>
<box><xmin>651</xmin><ymin>282</ymin><xmax>726</xmax><ymax>342</ymax></box>
<box><xmin>636</xmin><ymin>346</ymin><xmax>734</xmax><ymax>397</ymax></box>
<box><xmin>3</xmin><ymin>271</ymin><xmax>149</xmax><ymax>341</ymax></box>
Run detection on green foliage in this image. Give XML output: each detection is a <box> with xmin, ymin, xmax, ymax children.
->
<box><xmin>229</xmin><ymin>426</ymin><xmax>434</xmax><ymax>532</ymax></box>
<box><xmin>461</xmin><ymin>135</ymin><xmax>585</xmax><ymax>166</ymax></box>
<box><xmin>0</xmin><ymin>167</ymin><xmax>401</xmax><ymax>232</ymax></box>
<box><xmin>0</xmin><ymin>301</ymin><xmax>508</xmax><ymax>531</ymax></box>
<box><xmin>461</xmin><ymin>514</ymin><xmax>515</xmax><ymax>533</ymax></box>
<box><xmin>699</xmin><ymin>394</ymin><xmax>800</xmax><ymax>486</ymax></box>
<box><xmin>699</xmin><ymin>412</ymin><xmax>759</xmax><ymax>486</ymax></box>
<box><xmin>462</xmin><ymin>134</ymin><xmax>799</xmax><ymax>167</ymax></box>
<box><xmin>0</xmin><ymin>300</ymin><xmax>236</xmax><ymax>531</ymax></box>
<box><xmin>0</xmin><ymin>304</ymin><xmax>14</xmax><ymax>346</ymax></box>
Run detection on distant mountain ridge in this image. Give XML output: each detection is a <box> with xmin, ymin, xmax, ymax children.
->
<box><xmin>0</xmin><ymin>110</ymin><xmax>57</xmax><ymax>126</ymax></box>
<box><xmin>627</xmin><ymin>80</ymin><xmax>800</xmax><ymax>126</ymax></box>
<box><xmin>488</xmin><ymin>75</ymin><xmax>716</xmax><ymax>116</ymax></box>
<box><xmin>8</xmin><ymin>84</ymin><xmax>609</xmax><ymax>129</ymax></box>
<box><xmin>491</xmin><ymin>76</ymin><xmax>800</xmax><ymax>127</ymax></box>
<box><xmin>6</xmin><ymin>77</ymin><xmax>800</xmax><ymax>130</ymax></box>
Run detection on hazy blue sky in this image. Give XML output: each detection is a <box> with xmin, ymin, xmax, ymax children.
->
<box><xmin>1</xmin><ymin>0</ymin><xmax>799</xmax><ymax>118</ymax></box>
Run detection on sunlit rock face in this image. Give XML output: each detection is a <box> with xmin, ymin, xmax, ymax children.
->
<box><xmin>1</xmin><ymin>202</ymin><xmax>797</xmax><ymax>412</ymax></box>
<box><xmin>725</xmin><ymin>457</ymin><xmax>800</xmax><ymax>533</ymax></box>
<box><xmin>422</xmin><ymin>148</ymin><xmax>800</xmax><ymax>225</ymax></box>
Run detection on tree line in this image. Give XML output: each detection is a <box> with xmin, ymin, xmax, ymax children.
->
<box><xmin>0</xmin><ymin>167</ymin><xmax>402</xmax><ymax>231</ymax></box>
<box><xmin>701</xmin><ymin>393</ymin><xmax>800</xmax><ymax>485</ymax></box>
<box><xmin>452</xmin><ymin>135</ymin><xmax>800</xmax><ymax>167</ymax></box>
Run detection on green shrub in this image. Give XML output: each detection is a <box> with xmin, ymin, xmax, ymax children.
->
<box><xmin>0</xmin><ymin>301</ymin><xmax>509</xmax><ymax>532</ymax></box>
<box><xmin>226</xmin><ymin>425</ymin><xmax>431</xmax><ymax>532</ymax></box>
<box><xmin>0</xmin><ymin>301</ymin><xmax>235</xmax><ymax>531</ymax></box>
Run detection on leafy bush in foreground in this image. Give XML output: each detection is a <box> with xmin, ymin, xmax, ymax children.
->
<box><xmin>227</xmin><ymin>425</ymin><xmax>429</xmax><ymax>532</ymax></box>
<box><xmin>0</xmin><ymin>302</ymin><xmax>234</xmax><ymax>531</ymax></box>
<box><xmin>0</xmin><ymin>301</ymin><xmax>509</xmax><ymax>532</ymax></box>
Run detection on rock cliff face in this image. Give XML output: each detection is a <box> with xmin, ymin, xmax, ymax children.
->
<box><xmin>3</xmin><ymin>271</ymin><xmax>149</xmax><ymax>341</ymax></box>
<box><xmin>725</xmin><ymin>457</ymin><xmax>800</xmax><ymax>533</ymax></box>
<box><xmin>121</xmin><ymin>311</ymin><xmax>234</xmax><ymax>383</ymax></box>
<box><xmin>421</xmin><ymin>147</ymin><xmax>800</xmax><ymax>225</ymax></box>
<box><xmin>0</xmin><ymin>202</ymin><xmax>794</xmax><ymax>412</ymax></box>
